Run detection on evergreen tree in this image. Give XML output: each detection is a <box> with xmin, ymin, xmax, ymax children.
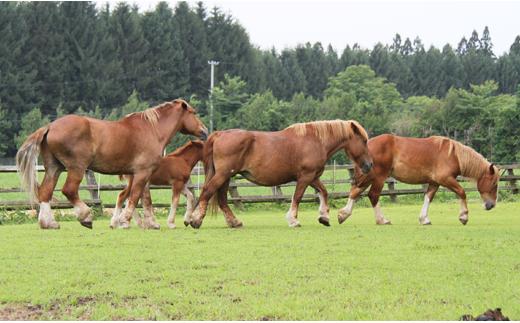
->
<box><xmin>14</xmin><ymin>107</ymin><xmax>50</xmax><ymax>148</ymax></box>
<box><xmin>109</xmin><ymin>3</ymin><xmax>150</xmax><ymax>97</ymax></box>
<box><xmin>141</xmin><ymin>2</ymin><xmax>189</xmax><ymax>102</ymax></box>
<box><xmin>173</xmin><ymin>1</ymin><xmax>210</xmax><ymax>97</ymax></box>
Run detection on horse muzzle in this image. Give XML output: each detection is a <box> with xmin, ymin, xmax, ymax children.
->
<box><xmin>361</xmin><ymin>161</ymin><xmax>373</xmax><ymax>174</ymax></box>
<box><xmin>484</xmin><ymin>201</ymin><xmax>495</xmax><ymax>211</ymax></box>
<box><xmin>200</xmin><ymin>128</ymin><xmax>209</xmax><ymax>141</ymax></box>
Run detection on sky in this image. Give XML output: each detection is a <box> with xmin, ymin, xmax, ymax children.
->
<box><xmin>96</xmin><ymin>0</ymin><xmax>520</xmax><ymax>55</ymax></box>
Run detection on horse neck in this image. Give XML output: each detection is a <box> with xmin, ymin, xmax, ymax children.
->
<box><xmin>182</xmin><ymin>146</ymin><xmax>203</xmax><ymax>169</ymax></box>
<box><xmin>320</xmin><ymin>134</ymin><xmax>351</xmax><ymax>159</ymax></box>
<box><xmin>156</xmin><ymin>109</ymin><xmax>184</xmax><ymax>147</ymax></box>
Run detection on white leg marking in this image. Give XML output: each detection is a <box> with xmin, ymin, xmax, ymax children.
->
<box><xmin>38</xmin><ymin>202</ymin><xmax>59</xmax><ymax>229</ymax></box>
<box><xmin>73</xmin><ymin>201</ymin><xmax>92</xmax><ymax>222</ymax></box>
<box><xmin>419</xmin><ymin>196</ymin><xmax>431</xmax><ymax>225</ymax></box>
<box><xmin>167</xmin><ymin>202</ymin><xmax>177</xmax><ymax>229</ymax></box>
<box><xmin>459</xmin><ymin>199</ymin><xmax>469</xmax><ymax>224</ymax></box>
<box><xmin>182</xmin><ymin>186</ymin><xmax>195</xmax><ymax>225</ymax></box>
<box><xmin>285</xmin><ymin>198</ymin><xmax>300</xmax><ymax>227</ymax></box>
<box><xmin>111</xmin><ymin>206</ymin><xmax>122</xmax><ymax>228</ymax></box>
<box><xmin>318</xmin><ymin>192</ymin><xmax>329</xmax><ymax>219</ymax></box>
<box><xmin>374</xmin><ymin>203</ymin><xmax>391</xmax><ymax>225</ymax></box>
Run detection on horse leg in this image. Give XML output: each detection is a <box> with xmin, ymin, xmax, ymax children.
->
<box><xmin>112</xmin><ymin>182</ymin><xmax>130</xmax><ymax>229</ymax></box>
<box><xmin>419</xmin><ymin>184</ymin><xmax>439</xmax><ymax>225</ymax></box>
<box><xmin>141</xmin><ymin>184</ymin><xmax>160</xmax><ymax>229</ymax></box>
<box><xmin>310</xmin><ymin>179</ymin><xmax>330</xmax><ymax>227</ymax></box>
<box><xmin>167</xmin><ymin>182</ymin><xmax>182</xmax><ymax>229</ymax></box>
<box><xmin>217</xmin><ymin>179</ymin><xmax>243</xmax><ymax>228</ymax></box>
<box><xmin>285</xmin><ymin>176</ymin><xmax>313</xmax><ymax>228</ymax></box>
<box><xmin>440</xmin><ymin>177</ymin><xmax>469</xmax><ymax>225</ymax></box>
<box><xmin>182</xmin><ymin>184</ymin><xmax>195</xmax><ymax>227</ymax></box>
<box><xmin>190</xmin><ymin>173</ymin><xmax>230</xmax><ymax>229</ymax></box>
<box><xmin>368</xmin><ymin>179</ymin><xmax>391</xmax><ymax>225</ymax></box>
<box><xmin>37</xmin><ymin>166</ymin><xmax>62</xmax><ymax>229</ymax></box>
<box><xmin>116</xmin><ymin>171</ymin><xmax>152</xmax><ymax>229</ymax></box>
<box><xmin>61</xmin><ymin>168</ymin><xmax>93</xmax><ymax>229</ymax></box>
<box><xmin>338</xmin><ymin>182</ymin><xmax>370</xmax><ymax>224</ymax></box>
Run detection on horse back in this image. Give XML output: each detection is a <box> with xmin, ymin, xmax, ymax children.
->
<box><xmin>369</xmin><ymin>134</ymin><xmax>460</xmax><ymax>184</ymax></box>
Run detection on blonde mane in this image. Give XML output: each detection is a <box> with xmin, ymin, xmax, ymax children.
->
<box><xmin>286</xmin><ymin>119</ymin><xmax>368</xmax><ymax>143</ymax></box>
<box><xmin>443</xmin><ymin>138</ymin><xmax>491</xmax><ymax>179</ymax></box>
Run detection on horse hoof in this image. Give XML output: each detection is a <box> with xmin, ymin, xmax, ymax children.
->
<box><xmin>40</xmin><ymin>221</ymin><xmax>60</xmax><ymax>230</ymax></box>
<box><xmin>318</xmin><ymin>217</ymin><xmax>330</xmax><ymax>226</ymax></box>
<box><xmin>338</xmin><ymin>215</ymin><xmax>347</xmax><ymax>225</ymax></box>
<box><xmin>422</xmin><ymin>221</ymin><xmax>432</xmax><ymax>225</ymax></box>
<box><xmin>460</xmin><ymin>219</ymin><xmax>468</xmax><ymax>225</ymax></box>
<box><xmin>168</xmin><ymin>223</ymin><xmax>176</xmax><ymax>229</ymax></box>
<box><xmin>231</xmin><ymin>221</ymin><xmax>243</xmax><ymax>228</ymax></box>
<box><xmin>377</xmin><ymin>220</ymin><xmax>392</xmax><ymax>225</ymax></box>
<box><xmin>119</xmin><ymin>222</ymin><xmax>130</xmax><ymax>229</ymax></box>
<box><xmin>151</xmin><ymin>224</ymin><xmax>160</xmax><ymax>230</ymax></box>
<box><xmin>289</xmin><ymin>223</ymin><xmax>301</xmax><ymax>228</ymax></box>
<box><xmin>80</xmin><ymin>221</ymin><xmax>93</xmax><ymax>229</ymax></box>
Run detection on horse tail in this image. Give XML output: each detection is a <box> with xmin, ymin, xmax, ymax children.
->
<box><xmin>202</xmin><ymin>133</ymin><xmax>219</xmax><ymax>216</ymax></box>
<box><xmin>15</xmin><ymin>125</ymin><xmax>50</xmax><ymax>205</ymax></box>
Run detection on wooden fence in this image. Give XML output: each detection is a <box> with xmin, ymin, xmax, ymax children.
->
<box><xmin>0</xmin><ymin>163</ymin><xmax>518</xmax><ymax>211</ymax></box>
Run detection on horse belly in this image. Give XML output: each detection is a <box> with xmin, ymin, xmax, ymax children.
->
<box><xmin>391</xmin><ymin>161</ymin><xmax>433</xmax><ymax>184</ymax></box>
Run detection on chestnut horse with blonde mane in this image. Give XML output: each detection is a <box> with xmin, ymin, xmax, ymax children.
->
<box><xmin>16</xmin><ymin>99</ymin><xmax>207</xmax><ymax>230</ymax></box>
<box><xmin>114</xmin><ymin>140</ymin><xmax>204</xmax><ymax>229</ymax></box>
<box><xmin>189</xmin><ymin>120</ymin><xmax>373</xmax><ymax>229</ymax></box>
<box><xmin>339</xmin><ymin>134</ymin><xmax>500</xmax><ymax>226</ymax></box>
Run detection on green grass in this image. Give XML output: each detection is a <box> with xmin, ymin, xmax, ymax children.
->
<box><xmin>1</xmin><ymin>200</ymin><xmax>519</xmax><ymax>320</ymax></box>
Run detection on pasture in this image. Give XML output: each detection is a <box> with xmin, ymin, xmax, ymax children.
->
<box><xmin>1</xmin><ymin>200</ymin><xmax>519</xmax><ymax>320</ymax></box>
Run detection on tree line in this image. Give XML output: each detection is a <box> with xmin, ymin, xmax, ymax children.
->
<box><xmin>0</xmin><ymin>1</ymin><xmax>519</xmax><ymax>161</ymax></box>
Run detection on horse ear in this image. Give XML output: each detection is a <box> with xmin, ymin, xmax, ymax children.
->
<box><xmin>489</xmin><ymin>163</ymin><xmax>495</xmax><ymax>175</ymax></box>
<box><xmin>350</xmin><ymin>122</ymin><xmax>362</xmax><ymax>137</ymax></box>
<box><xmin>181</xmin><ymin>101</ymin><xmax>188</xmax><ymax>110</ymax></box>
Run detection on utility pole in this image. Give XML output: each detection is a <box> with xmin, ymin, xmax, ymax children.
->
<box><xmin>208</xmin><ymin>60</ymin><xmax>219</xmax><ymax>133</ymax></box>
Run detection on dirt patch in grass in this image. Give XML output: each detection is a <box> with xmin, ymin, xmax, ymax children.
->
<box><xmin>0</xmin><ymin>304</ymin><xmax>44</xmax><ymax>320</ymax></box>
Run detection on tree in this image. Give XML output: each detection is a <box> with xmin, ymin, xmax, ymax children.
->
<box><xmin>141</xmin><ymin>2</ymin><xmax>189</xmax><ymax>102</ymax></box>
<box><xmin>229</xmin><ymin>91</ymin><xmax>288</xmax><ymax>131</ymax></box>
<box><xmin>324</xmin><ymin>65</ymin><xmax>402</xmax><ymax>135</ymax></box>
<box><xmin>173</xmin><ymin>1</ymin><xmax>209</xmax><ymax>97</ymax></box>
<box><xmin>105</xmin><ymin>90</ymin><xmax>149</xmax><ymax>121</ymax></box>
<box><xmin>14</xmin><ymin>108</ymin><xmax>50</xmax><ymax>148</ymax></box>
<box><xmin>109</xmin><ymin>3</ymin><xmax>149</xmax><ymax>97</ymax></box>
<box><xmin>212</xmin><ymin>74</ymin><xmax>249</xmax><ymax>129</ymax></box>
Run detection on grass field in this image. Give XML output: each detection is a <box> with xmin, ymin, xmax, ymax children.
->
<box><xmin>1</xmin><ymin>200</ymin><xmax>519</xmax><ymax>320</ymax></box>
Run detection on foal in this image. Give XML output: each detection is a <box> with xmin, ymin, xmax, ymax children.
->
<box><xmin>114</xmin><ymin>140</ymin><xmax>203</xmax><ymax>229</ymax></box>
<box><xmin>339</xmin><ymin>134</ymin><xmax>500</xmax><ymax>225</ymax></box>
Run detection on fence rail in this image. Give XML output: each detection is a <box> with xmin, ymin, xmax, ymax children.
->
<box><xmin>0</xmin><ymin>163</ymin><xmax>518</xmax><ymax>210</ymax></box>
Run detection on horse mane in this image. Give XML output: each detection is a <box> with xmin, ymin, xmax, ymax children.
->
<box><xmin>124</xmin><ymin>103</ymin><xmax>166</xmax><ymax>133</ymax></box>
<box><xmin>166</xmin><ymin>140</ymin><xmax>203</xmax><ymax>158</ymax></box>
<box><xmin>442</xmin><ymin>137</ymin><xmax>491</xmax><ymax>179</ymax></box>
<box><xmin>286</xmin><ymin>119</ymin><xmax>368</xmax><ymax>143</ymax></box>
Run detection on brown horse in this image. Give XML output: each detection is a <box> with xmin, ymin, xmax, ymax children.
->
<box><xmin>16</xmin><ymin>99</ymin><xmax>207</xmax><ymax>230</ymax></box>
<box><xmin>188</xmin><ymin>120</ymin><xmax>373</xmax><ymax>229</ymax></box>
<box><xmin>339</xmin><ymin>134</ymin><xmax>500</xmax><ymax>226</ymax></box>
<box><xmin>113</xmin><ymin>140</ymin><xmax>204</xmax><ymax>229</ymax></box>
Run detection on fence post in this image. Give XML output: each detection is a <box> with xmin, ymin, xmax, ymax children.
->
<box><xmin>228</xmin><ymin>177</ymin><xmax>243</xmax><ymax>209</ymax></box>
<box><xmin>272</xmin><ymin>185</ymin><xmax>283</xmax><ymax>202</ymax></box>
<box><xmin>84</xmin><ymin>170</ymin><xmax>103</xmax><ymax>216</ymax></box>
<box><xmin>387</xmin><ymin>179</ymin><xmax>397</xmax><ymax>203</ymax></box>
<box><xmin>507</xmin><ymin>168</ymin><xmax>518</xmax><ymax>194</ymax></box>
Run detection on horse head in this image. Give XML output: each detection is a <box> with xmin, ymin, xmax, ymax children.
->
<box><xmin>345</xmin><ymin>121</ymin><xmax>372</xmax><ymax>174</ymax></box>
<box><xmin>171</xmin><ymin>99</ymin><xmax>208</xmax><ymax>140</ymax></box>
<box><xmin>477</xmin><ymin>163</ymin><xmax>500</xmax><ymax>210</ymax></box>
